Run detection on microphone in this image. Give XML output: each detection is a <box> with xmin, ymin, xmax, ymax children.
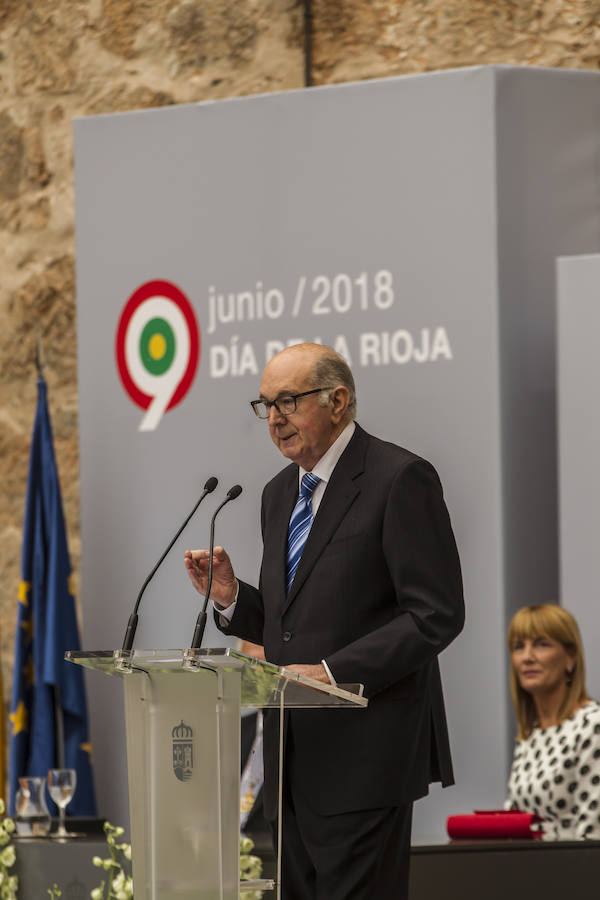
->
<box><xmin>120</xmin><ymin>476</ymin><xmax>219</xmax><ymax>652</ymax></box>
<box><xmin>189</xmin><ymin>484</ymin><xmax>243</xmax><ymax>650</ymax></box>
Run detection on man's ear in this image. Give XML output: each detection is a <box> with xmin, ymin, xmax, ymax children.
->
<box><xmin>329</xmin><ymin>386</ymin><xmax>350</xmax><ymax>422</ymax></box>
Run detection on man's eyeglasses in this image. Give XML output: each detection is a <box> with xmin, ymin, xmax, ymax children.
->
<box><xmin>250</xmin><ymin>388</ymin><xmax>331</xmax><ymax>419</ymax></box>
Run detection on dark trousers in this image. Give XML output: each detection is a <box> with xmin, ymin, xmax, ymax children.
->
<box><xmin>274</xmin><ymin>725</ymin><xmax>413</xmax><ymax>900</ymax></box>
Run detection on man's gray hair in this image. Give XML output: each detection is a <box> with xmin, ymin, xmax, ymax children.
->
<box><xmin>311</xmin><ymin>352</ymin><xmax>357</xmax><ymax>419</ymax></box>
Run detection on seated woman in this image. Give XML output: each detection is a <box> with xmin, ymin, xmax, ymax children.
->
<box><xmin>506</xmin><ymin>604</ymin><xmax>600</xmax><ymax>839</ymax></box>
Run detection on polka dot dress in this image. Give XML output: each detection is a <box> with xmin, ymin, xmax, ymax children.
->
<box><xmin>506</xmin><ymin>700</ymin><xmax>600</xmax><ymax>840</ymax></box>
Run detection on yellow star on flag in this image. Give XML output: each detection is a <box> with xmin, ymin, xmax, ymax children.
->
<box><xmin>9</xmin><ymin>701</ymin><xmax>28</xmax><ymax>737</ymax></box>
<box><xmin>80</xmin><ymin>742</ymin><xmax>93</xmax><ymax>758</ymax></box>
<box><xmin>18</xmin><ymin>581</ymin><xmax>30</xmax><ymax>606</ymax></box>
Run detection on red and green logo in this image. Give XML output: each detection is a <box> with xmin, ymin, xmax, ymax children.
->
<box><xmin>116</xmin><ymin>280</ymin><xmax>200</xmax><ymax>431</ymax></box>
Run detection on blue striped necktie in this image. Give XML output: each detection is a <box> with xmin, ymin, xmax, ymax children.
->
<box><xmin>286</xmin><ymin>472</ymin><xmax>321</xmax><ymax>594</ymax></box>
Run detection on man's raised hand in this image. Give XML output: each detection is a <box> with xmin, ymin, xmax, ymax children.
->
<box><xmin>184</xmin><ymin>545</ymin><xmax>237</xmax><ymax>607</ymax></box>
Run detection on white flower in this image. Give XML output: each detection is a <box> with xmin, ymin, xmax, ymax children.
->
<box><xmin>96</xmin><ymin>857</ymin><xmax>116</xmax><ymax>871</ymax></box>
<box><xmin>0</xmin><ymin>798</ymin><xmax>5</xmax><ymax>815</ymax></box>
<box><xmin>0</xmin><ymin>845</ymin><xmax>15</xmax><ymax>867</ymax></box>
<box><xmin>3</xmin><ymin>820</ymin><xmax>15</xmax><ymax>835</ymax></box>
<box><xmin>90</xmin><ymin>821</ymin><xmax>133</xmax><ymax>900</ymax></box>
<box><xmin>240</xmin><ymin>853</ymin><xmax>262</xmax><ymax>880</ymax></box>
<box><xmin>240</xmin><ymin>836</ymin><xmax>254</xmax><ymax>854</ymax></box>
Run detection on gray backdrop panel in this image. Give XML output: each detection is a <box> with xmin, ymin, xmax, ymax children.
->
<box><xmin>74</xmin><ymin>65</ymin><xmax>600</xmax><ymax>842</ymax></box>
<box><xmin>557</xmin><ymin>254</ymin><xmax>600</xmax><ymax>699</ymax></box>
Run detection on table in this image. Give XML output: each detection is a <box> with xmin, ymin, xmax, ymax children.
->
<box><xmin>409</xmin><ymin>839</ymin><xmax>600</xmax><ymax>900</ymax></box>
<box><xmin>14</xmin><ymin>819</ymin><xmax>106</xmax><ymax>899</ymax></box>
<box><xmin>14</xmin><ymin>826</ymin><xmax>600</xmax><ymax>899</ymax></box>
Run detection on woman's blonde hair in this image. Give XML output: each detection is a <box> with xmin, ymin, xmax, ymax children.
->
<box><xmin>507</xmin><ymin>605</ymin><xmax>589</xmax><ymax>739</ymax></box>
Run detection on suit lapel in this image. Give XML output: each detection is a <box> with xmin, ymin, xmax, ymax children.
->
<box><xmin>282</xmin><ymin>425</ymin><xmax>368</xmax><ymax>616</ymax></box>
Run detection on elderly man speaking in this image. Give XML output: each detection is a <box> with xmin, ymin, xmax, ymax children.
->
<box><xmin>185</xmin><ymin>342</ymin><xmax>464</xmax><ymax>900</ymax></box>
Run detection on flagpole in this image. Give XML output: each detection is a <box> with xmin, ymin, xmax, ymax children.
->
<box><xmin>35</xmin><ymin>333</ymin><xmax>44</xmax><ymax>377</ymax></box>
<box><xmin>0</xmin><ymin>643</ymin><xmax>5</xmax><ymax>801</ymax></box>
<box><xmin>36</xmin><ymin>340</ymin><xmax>65</xmax><ymax>769</ymax></box>
<box><xmin>53</xmin><ymin>688</ymin><xmax>65</xmax><ymax>769</ymax></box>
<box><xmin>8</xmin><ymin>364</ymin><xmax>96</xmax><ymax>816</ymax></box>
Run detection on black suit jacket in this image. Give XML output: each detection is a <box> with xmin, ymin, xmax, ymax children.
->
<box><xmin>220</xmin><ymin>423</ymin><xmax>464</xmax><ymax>817</ymax></box>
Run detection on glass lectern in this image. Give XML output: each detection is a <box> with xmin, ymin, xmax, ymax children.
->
<box><xmin>66</xmin><ymin>648</ymin><xmax>367</xmax><ymax>900</ymax></box>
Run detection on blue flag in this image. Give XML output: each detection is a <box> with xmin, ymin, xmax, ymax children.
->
<box><xmin>9</xmin><ymin>375</ymin><xmax>96</xmax><ymax>816</ymax></box>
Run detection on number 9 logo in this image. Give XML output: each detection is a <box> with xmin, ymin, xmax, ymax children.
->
<box><xmin>115</xmin><ymin>280</ymin><xmax>200</xmax><ymax>431</ymax></box>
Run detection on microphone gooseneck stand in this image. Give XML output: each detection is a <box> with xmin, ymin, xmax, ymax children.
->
<box><xmin>189</xmin><ymin>484</ymin><xmax>243</xmax><ymax>651</ymax></box>
<box><xmin>120</xmin><ymin>476</ymin><xmax>219</xmax><ymax>653</ymax></box>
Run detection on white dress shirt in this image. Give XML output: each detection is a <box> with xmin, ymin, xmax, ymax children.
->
<box><xmin>216</xmin><ymin>421</ymin><xmax>356</xmax><ymax>684</ymax></box>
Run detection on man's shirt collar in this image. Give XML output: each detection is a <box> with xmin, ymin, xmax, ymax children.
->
<box><xmin>298</xmin><ymin>420</ymin><xmax>356</xmax><ymax>487</ymax></box>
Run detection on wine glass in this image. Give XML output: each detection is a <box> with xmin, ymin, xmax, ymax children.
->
<box><xmin>47</xmin><ymin>768</ymin><xmax>77</xmax><ymax>838</ymax></box>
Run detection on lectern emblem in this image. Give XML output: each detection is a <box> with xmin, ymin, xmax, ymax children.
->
<box><xmin>65</xmin><ymin>878</ymin><xmax>86</xmax><ymax>900</ymax></box>
<box><xmin>172</xmin><ymin>720</ymin><xmax>194</xmax><ymax>782</ymax></box>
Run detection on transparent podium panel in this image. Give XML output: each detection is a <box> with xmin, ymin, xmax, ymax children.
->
<box><xmin>67</xmin><ymin>649</ymin><xmax>367</xmax><ymax>900</ymax></box>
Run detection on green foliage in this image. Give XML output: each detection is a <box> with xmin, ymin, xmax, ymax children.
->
<box><xmin>46</xmin><ymin>818</ymin><xmax>265</xmax><ymax>899</ymax></box>
<box><xmin>90</xmin><ymin>822</ymin><xmax>132</xmax><ymax>900</ymax></box>
<box><xmin>240</xmin><ymin>835</ymin><xmax>263</xmax><ymax>899</ymax></box>
<box><xmin>0</xmin><ymin>799</ymin><xmax>18</xmax><ymax>900</ymax></box>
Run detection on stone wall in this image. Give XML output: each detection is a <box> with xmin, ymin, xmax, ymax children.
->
<box><xmin>311</xmin><ymin>1</ymin><xmax>600</xmax><ymax>83</ymax></box>
<box><xmin>1</xmin><ymin>0</ymin><xmax>598</xmax><ymax>763</ymax></box>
